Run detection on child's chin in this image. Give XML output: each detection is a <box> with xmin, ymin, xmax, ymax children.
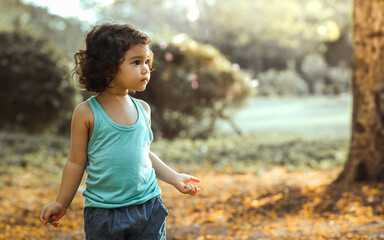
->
<box><xmin>135</xmin><ymin>86</ymin><xmax>146</xmax><ymax>92</ymax></box>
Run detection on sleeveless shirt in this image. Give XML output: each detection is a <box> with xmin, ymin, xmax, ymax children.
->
<box><xmin>83</xmin><ymin>96</ymin><xmax>161</xmax><ymax>208</ymax></box>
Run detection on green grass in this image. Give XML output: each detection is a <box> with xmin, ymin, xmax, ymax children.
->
<box><xmin>0</xmin><ymin>131</ymin><xmax>69</xmax><ymax>175</ymax></box>
<box><xmin>0</xmin><ymin>130</ymin><xmax>349</xmax><ymax>176</ymax></box>
<box><xmin>152</xmin><ymin>133</ymin><xmax>348</xmax><ymax>174</ymax></box>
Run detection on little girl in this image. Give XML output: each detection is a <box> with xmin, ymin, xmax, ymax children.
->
<box><xmin>40</xmin><ymin>23</ymin><xmax>201</xmax><ymax>240</ymax></box>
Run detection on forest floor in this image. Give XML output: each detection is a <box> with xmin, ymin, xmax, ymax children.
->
<box><xmin>1</xmin><ymin>166</ymin><xmax>384</xmax><ymax>240</ymax></box>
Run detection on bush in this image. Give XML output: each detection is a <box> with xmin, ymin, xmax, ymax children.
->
<box><xmin>135</xmin><ymin>34</ymin><xmax>251</xmax><ymax>139</ymax></box>
<box><xmin>257</xmin><ymin>68</ymin><xmax>309</xmax><ymax>96</ymax></box>
<box><xmin>256</xmin><ymin>54</ymin><xmax>351</xmax><ymax>96</ymax></box>
<box><xmin>0</xmin><ymin>31</ymin><xmax>75</xmax><ymax>132</ymax></box>
<box><xmin>325</xmin><ymin>63</ymin><xmax>351</xmax><ymax>94</ymax></box>
<box><xmin>301</xmin><ymin>53</ymin><xmax>328</xmax><ymax>94</ymax></box>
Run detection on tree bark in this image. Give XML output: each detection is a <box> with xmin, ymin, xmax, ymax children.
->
<box><xmin>336</xmin><ymin>0</ymin><xmax>384</xmax><ymax>183</ymax></box>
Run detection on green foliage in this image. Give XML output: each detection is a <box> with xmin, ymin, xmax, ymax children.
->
<box><xmin>135</xmin><ymin>35</ymin><xmax>251</xmax><ymax>139</ymax></box>
<box><xmin>0</xmin><ymin>0</ymin><xmax>84</xmax><ymax>61</ymax></box>
<box><xmin>0</xmin><ymin>131</ymin><xmax>69</xmax><ymax>174</ymax></box>
<box><xmin>0</xmin><ymin>31</ymin><xmax>75</xmax><ymax>131</ymax></box>
<box><xmin>199</xmin><ymin>0</ymin><xmax>353</xmax><ymax>96</ymax></box>
<box><xmin>193</xmin><ymin>0</ymin><xmax>353</xmax><ymax>72</ymax></box>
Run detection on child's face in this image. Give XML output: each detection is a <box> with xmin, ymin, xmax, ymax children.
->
<box><xmin>110</xmin><ymin>44</ymin><xmax>151</xmax><ymax>92</ymax></box>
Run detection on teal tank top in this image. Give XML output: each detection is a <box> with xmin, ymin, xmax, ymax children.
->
<box><xmin>83</xmin><ymin>96</ymin><xmax>161</xmax><ymax>208</ymax></box>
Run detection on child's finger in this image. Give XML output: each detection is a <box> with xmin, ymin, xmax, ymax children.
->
<box><xmin>49</xmin><ymin>216</ymin><xmax>61</xmax><ymax>227</ymax></box>
<box><xmin>183</xmin><ymin>183</ymin><xmax>193</xmax><ymax>193</ymax></box>
<box><xmin>186</xmin><ymin>183</ymin><xmax>193</xmax><ymax>192</ymax></box>
<box><xmin>189</xmin><ymin>186</ymin><xmax>199</xmax><ymax>196</ymax></box>
<box><xmin>40</xmin><ymin>208</ymin><xmax>47</xmax><ymax>225</ymax></box>
<box><xmin>189</xmin><ymin>176</ymin><xmax>201</xmax><ymax>183</ymax></box>
<box><xmin>193</xmin><ymin>186</ymin><xmax>202</xmax><ymax>195</ymax></box>
<box><xmin>190</xmin><ymin>186</ymin><xmax>197</xmax><ymax>196</ymax></box>
<box><xmin>51</xmin><ymin>220</ymin><xmax>60</xmax><ymax>227</ymax></box>
<box><xmin>42</xmin><ymin>208</ymin><xmax>53</xmax><ymax>226</ymax></box>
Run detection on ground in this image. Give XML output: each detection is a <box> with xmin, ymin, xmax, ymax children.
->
<box><xmin>1</xmin><ymin>166</ymin><xmax>383</xmax><ymax>240</ymax></box>
<box><xmin>0</xmin><ymin>96</ymin><xmax>381</xmax><ymax>239</ymax></box>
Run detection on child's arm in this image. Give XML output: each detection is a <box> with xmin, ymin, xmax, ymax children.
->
<box><xmin>137</xmin><ymin>99</ymin><xmax>201</xmax><ymax>196</ymax></box>
<box><xmin>149</xmin><ymin>151</ymin><xmax>201</xmax><ymax>196</ymax></box>
<box><xmin>40</xmin><ymin>102</ymin><xmax>91</xmax><ymax>227</ymax></box>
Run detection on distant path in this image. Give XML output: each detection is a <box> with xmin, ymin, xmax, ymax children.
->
<box><xmin>218</xmin><ymin>95</ymin><xmax>352</xmax><ymax>138</ymax></box>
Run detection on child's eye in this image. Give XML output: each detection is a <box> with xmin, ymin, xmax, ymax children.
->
<box><xmin>145</xmin><ymin>60</ymin><xmax>150</xmax><ymax>65</ymax></box>
<box><xmin>133</xmin><ymin>60</ymin><xmax>140</xmax><ymax>65</ymax></box>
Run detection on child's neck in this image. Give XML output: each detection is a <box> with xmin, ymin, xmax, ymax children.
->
<box><xmin>99</xmin><ymin>88</ymin><xmax>129</xmax><ymax>99</ymax></box>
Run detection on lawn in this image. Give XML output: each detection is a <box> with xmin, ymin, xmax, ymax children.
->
<box><xmin>218</xmin><ymin>95</ymin><xmax>352</xmax><ymax>138</ymax></box>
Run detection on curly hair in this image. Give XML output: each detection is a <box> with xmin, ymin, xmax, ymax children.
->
<box><xmin>72</xmin><ymin>23</ymin><xmax>153</xmax><ymax>93</ymax></box>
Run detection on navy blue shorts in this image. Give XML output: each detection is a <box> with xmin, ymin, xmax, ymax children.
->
<box><xmin>83</xmin><ymin>195</ymin><xmax>168</xmax><ymax>240</ymax></box>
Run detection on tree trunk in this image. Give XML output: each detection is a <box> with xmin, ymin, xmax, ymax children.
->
<box><xmin>336</xmin><ymin>0</ymin><xmax>384</xmax><ymax>183</ymax></box>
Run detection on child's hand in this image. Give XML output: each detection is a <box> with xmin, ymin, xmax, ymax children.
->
<box><xmin>40</xmin><ymin>201</ymin><xmax>67</xmax><ymax>227</ymax></box>
<box><xmin>173</xmin><ymin>173</ymin><xmax>201</xmax><ymax>196</ymax></box>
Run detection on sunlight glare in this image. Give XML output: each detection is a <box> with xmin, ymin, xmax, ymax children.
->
<box><xmin>317</xmin><ymin>25</ymin><xmax>327</xmax><ymax>35</ymax></box>
<box><xmin>181</xmin><ymin>0</ymin><xmax>199</xmax><ymax>22</ymax></box>
<box><xmin>22</xmin><ymin>0</ymin><xmax>96</xmax><ymax>22</ymax></box>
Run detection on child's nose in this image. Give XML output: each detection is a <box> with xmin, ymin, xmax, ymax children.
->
<box><xmin>142</xmin><ymin>65</ymin><xmax>150</xmax><ymax>74</ymax></box>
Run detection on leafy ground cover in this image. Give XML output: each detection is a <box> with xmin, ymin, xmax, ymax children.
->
<box><xmin>1</xmin><ymin>167</ymin><xmax>384</xmax><ymax>239</ymax></box>
<box><xmin>2</xmin><ymin>131</ymin><xmax>383</xmax><ymax>239</ymax></box>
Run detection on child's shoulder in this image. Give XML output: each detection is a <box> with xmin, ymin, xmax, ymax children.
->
<box><xmin>72</xmin><ymin>100</ymin><xmax>93</xmax><ymax>123</ymax></box>
<box><xmin>136</xmin><ymin>99</ymin><xmax>150</xmax><ymax>112</ymax></box>
<box><xmin>134</xmin><ymin>98</ymin><xmax>151</xmax><ymax>121</ymax></box>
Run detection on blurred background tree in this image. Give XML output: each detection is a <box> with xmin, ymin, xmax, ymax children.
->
<box><xmin>0</xmin><ymin>0</ymin><xmax>85</xmax><ymax>60</ymax></box>
<box><xmin>0</xmin><ymin>30</ymin><xmax>75</xmax><ymax>132</ymax></box>
<box><xmin>86</xmin><ymin>0</ymin><xmax>353</xmax><ymax>96</ymax></box>
<box><xmin>0</xmin><ymin>0</ymin><xmax>84</xmax><ymax>132</ymax></box>
<box><xmin>337</xmin><ymin>0</ymin><xmax>384</xmax><ymax>183</ymax></box>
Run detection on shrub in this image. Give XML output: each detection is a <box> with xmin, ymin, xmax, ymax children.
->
<box><xmin>135</xmin><ymin>34</ymin><xmax>251</xmax><ymax>139</ymax></box>
<box><xmin>301</xmin><ymin>53</ymin><xmax>328</xmax><ymax>94</ymax></box>
<box><xmin>256</xmin><ymin>54</ymin><xmax>351</xmax><ymax>96</ymax></box>
<box><xmin>257</xmin><ymin>69</ymin><xmax>309</xmax><ymax>96</ymax></box>
<box><xmin>0</xmin><ymin>31</ymin><xmax>75</xmax><ymax>131</ymax></box>
<box><xmin>325</xmin><ymin>63</ymin><xmax>351</xmax><ymax>94</ymax></box>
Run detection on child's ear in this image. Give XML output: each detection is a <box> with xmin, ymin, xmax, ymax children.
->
<box><xmin>119</xmin><ymin>57</ymin><xmax>126</xmax><ymax>65</ymax></box>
